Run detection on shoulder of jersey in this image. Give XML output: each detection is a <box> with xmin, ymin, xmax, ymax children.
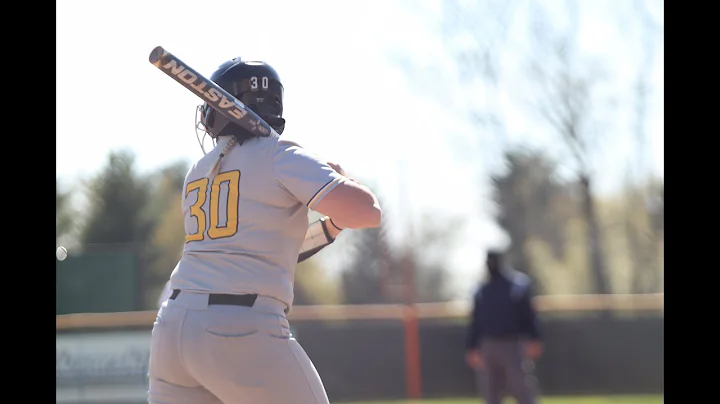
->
<box><xmin>276</xmin><ymin>138</ymin><xmax>304</xmax><ymax>149</ymax></box>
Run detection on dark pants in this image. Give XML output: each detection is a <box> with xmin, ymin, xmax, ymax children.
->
<box><xmin>476</xmin><ymin>338</ymin><xmax>537</xmax><ymax>404</ymax></box>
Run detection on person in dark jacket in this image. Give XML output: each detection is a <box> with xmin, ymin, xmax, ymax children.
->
<box><xmin>465</xmin><ymin>250</ymin><xmax>543</xmax><ymax>404</ymax></box>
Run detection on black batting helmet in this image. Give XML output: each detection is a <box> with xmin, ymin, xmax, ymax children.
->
<box><xmin>197</xmin><ymin>57</ymin><xmax>285</xmax><ymax>140</ymax></box>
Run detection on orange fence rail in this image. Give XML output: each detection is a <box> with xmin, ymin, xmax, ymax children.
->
<box><xmin>56</xmin><ymin>293</ymin><xmax>663</xmax><ymax>330</ymax></box>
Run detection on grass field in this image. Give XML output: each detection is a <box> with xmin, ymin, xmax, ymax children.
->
<box><xmin>342</xmin><ymin>395</ymin><xmax>663</xmax><ymax>404</ymax></box>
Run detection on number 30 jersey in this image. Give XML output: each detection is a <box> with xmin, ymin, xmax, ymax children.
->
<box><xmin>169</xmin><ymin>135</ymin><xmax>345</xmax><ymax>308</ymax></box>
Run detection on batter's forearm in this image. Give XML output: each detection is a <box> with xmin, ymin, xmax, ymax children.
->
<box><xmin>297</xmin><ymin>217</ymin><xmax>342</xmax><ymax>263</ymax></box>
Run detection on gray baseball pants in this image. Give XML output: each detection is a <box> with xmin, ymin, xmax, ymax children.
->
<box><xmin>148</xmin><ymin>291</ymin><xmax>329</xmax><ymax>404</ymax></box>
<box><xmin>476</xmin><ymin>338</ymin><xmax>538</xmax><ymax>404</ymax></box>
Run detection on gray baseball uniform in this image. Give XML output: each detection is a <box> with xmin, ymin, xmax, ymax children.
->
<box><xmin>148</xmin><ymin>135</ymin><xmax>345</xmax><ymax>404</ymax></box>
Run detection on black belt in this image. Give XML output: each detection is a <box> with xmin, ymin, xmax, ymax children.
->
<box><xmin>169</xmin><ymin>289</ymin><xmax>258</xmax><ymax>307</ymax></box>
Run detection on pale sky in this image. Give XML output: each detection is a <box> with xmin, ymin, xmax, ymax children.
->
<box><xmin>56</xmin><ymin>0</ymin><xmax>663</xmax><ymax>298</ymax></box>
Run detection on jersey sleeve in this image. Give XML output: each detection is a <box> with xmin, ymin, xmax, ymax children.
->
<box><xmin>272</xmin><ymin>140</ymin><xmax>346</xmax><ymax>209</ymax></box>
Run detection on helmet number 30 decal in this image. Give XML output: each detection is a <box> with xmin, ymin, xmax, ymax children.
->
<box><xmin>250</xmin><ymin>76</ymin><xmax>270</xmax><ymax>91</ymax></box>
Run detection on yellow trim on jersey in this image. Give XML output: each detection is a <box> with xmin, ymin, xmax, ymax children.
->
<box><xmin>185</xmin><ymin>178</ymin><xmax>209</xmax><ymax>242</ymax></box>
<box><xmin>307</xmin><ymin>177</ymin><xmax>345</xmax><ymax>210</ymax></box>
<box><xmin>208</xmin><ymin>170</ymin><xmax>241</xmax><ymax>239</ymax></box>
<box><xmin>185</xmin><ymin>170</ymin><xmax>242</xmax><ymax>243</ymax></box>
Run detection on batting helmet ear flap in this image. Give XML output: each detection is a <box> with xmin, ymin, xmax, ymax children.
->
<box><xmin>203</xmin><ymin>105</ymin><xmax>248</xmax><ymax>140</ymax></box>
<box><xmin>198</xmin><ymin>103</ymin><xmax>225</xmax><ymax>139</ymax></box>
<box><xmin>265</xmin><ymin>116</ymin><xmax>285</xmax><ymax>134</ymax></box>
<box><xmin>204</xmin><ymin>104</ymin><xmax>215</xmax><ymax>128</ymax></box>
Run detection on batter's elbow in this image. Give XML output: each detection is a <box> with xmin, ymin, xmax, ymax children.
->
<box><xmin>314</xmin><ymin>180</ymin><xmax>383</xmax><ymax>229</ymax></box>
<box><xmin>366</xmin><ymin>204</ymin><xmax>382</xmax><ymax>228</ymax></box>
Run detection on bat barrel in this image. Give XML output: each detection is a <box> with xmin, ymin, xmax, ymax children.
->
<box><xmin>149</xmin><ymin>46</ymin><xmax>167</xmax><ymax>65</ymax></box>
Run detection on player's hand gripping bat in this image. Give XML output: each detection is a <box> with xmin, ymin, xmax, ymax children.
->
<box><xmin>148</xmin><ymin>46</ymin><xmax>278</xmax><ymax>138</ymax></box>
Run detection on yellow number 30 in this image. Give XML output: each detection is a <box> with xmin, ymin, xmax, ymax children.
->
<box><xmin>184</xmin><ymin>170</ymin><xmax>241</xmax><ymax>242</ymax></box>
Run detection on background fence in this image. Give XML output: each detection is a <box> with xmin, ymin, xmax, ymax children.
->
<box><xmin>56</xmin><ymin>250</ymin><xmax>139</xmax><ymax>315</ymax></box>
<box><xmin>56</xmin><ymin>294</ymin><xmax>663</xmax><ymax>403</ymax></box>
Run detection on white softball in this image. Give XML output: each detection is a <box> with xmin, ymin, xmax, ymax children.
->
<box><xmin>56</xmin><ymin>246</ymin><xmax>68</xmax><ymax>261</ymax></box>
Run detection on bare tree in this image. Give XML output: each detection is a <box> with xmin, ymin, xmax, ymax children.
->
<box><xmin>624</xmin><ymin>0</ymin><xmax>663</xmax><ymax>293</ymax></box>
<box><xmin>399</xmin><ymin>0</ymin><xmax>663</xmax><ymax>295</ymax></box>
<box><xmin>524</xmin><ymin>12</ymin><xmax>613</xmax><ymax>295</ymax></box>
<box><xmin>341</xmin><ymin>208</ymin><xmax>458</xmax><ymax>304</ymax></box>
<box><xmin>491</xmin><ymin>148</ymin><xmax>578</xmax><ymax>293</ymax></box>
